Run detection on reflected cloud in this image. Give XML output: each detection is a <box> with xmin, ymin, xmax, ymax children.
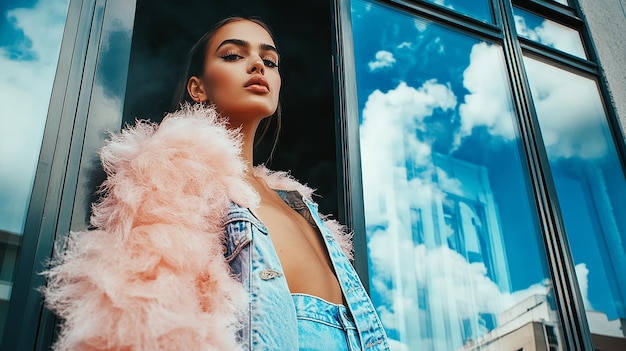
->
<box><xmin>367</xmin><ymin>209</ymin><xmax>553</xmax><ymax>348</ymax></box>
<box><xmin>0</xmin><ymin>0</ymin><xmax>68</xmax><ymax>234</ymax></box>
<box><xmin>358</xmin><ymin>47</ymin><xmax>556</xmax><ymax>348</ymax></box>
<box><xmin>359</xmin><ymin>80</ymin><xmax>455</xmax><ymax>210</ymax></box>
<box><xmin>514</xmin><ymin>13</ymin><xmax>586</xmax><ymax>58</ymax></box>
<box><xmin>524</xmin><ymin>57</ymin><xmax>609</xmax><ymax>160</ymax></box>
<box><xmin>433</xmin><ymin>0</ymin><xmax>455</xmax><ymax>11</ymax></box>
<box><xmin>368</xmin><ymin>50</ymin><xmax>396</xmax><ymax>71</ymax></box>
<box><xmin>458</xmin><ymin>43</ymin><xmax>516</xmax><ymax>143</ymax></box>
<box><xmin>413</xmin><ymin>19</ymin><xmax>428</xmax><ymax>33</ymax></box>
<box><xmin>575</xmin><ymin>263</ymin><xmax>592</xmax><ymax>309</ymax></box>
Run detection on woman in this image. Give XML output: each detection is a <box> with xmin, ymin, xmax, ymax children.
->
<box><xmin>42</xmin><ymin>16</ymin><xmax>389</xmax><ymax>350</ymax></box>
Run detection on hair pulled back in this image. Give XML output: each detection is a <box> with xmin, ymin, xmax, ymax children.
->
<box><xmin>171</xmin><ymin>16</ymin><xmax>282</xmax><ymax>156</ymax></box>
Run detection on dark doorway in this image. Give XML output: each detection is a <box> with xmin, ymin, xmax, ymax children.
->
<box><xmin>122</xmin><ymin>0</ymin><xmax>339</xmax><ymax>216</ymax></box>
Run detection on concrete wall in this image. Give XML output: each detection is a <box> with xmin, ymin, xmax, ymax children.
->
<box><xmin>577</xmin><ymin>0</ymin><xmax>626</xmax><ymax>139</ymax></box>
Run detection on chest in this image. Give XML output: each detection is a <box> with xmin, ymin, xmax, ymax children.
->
<box><xmin>253</xmin><ymin>198</ymin><xmax>331</xmax><ymax>270</ymax></box>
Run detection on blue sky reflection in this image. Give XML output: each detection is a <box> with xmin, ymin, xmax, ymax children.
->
<box><xmin>351</xmin><ymin>0</ymin><xmax>562</xmax><ymax>348</ymax></box>
<box><xmin>0</xmin><ymin>0</ymin><xmax>68</xmax><ymax>234</ymax></box>
<box><xmin>421</xmin><ymin>0</ymin><xmax>493</xmax><ymax>23</ymax></box>
<box><xmin>525</xmin><ymin>56</ymin><xmax>626</xmax><ymax>336</ymax></box>
<box><xmin>514</xmin><ymin>7</ymin><xmax>586</xmax><ymax>59</ymax></box>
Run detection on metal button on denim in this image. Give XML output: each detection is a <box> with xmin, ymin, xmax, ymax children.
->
<box><xmin>259</xmin><ymin>269</ymin><xmax>283</xmax><ymax>280</ymax></box>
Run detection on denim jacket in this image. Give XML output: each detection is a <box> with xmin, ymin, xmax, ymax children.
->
<box><xmin>224</xmin><ymin>190</ymin><xmax>390</xmax><ymax>350</ymax></box>
<box><xmin>41</xmin><ymin>104</ymin><xmax>388</xmax><ymax>351</ymax></box>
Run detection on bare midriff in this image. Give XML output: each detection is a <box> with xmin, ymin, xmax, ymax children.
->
<box><xmin>249</xmin><ymin>181</ymin><xmax>344</xmax><ymax>305</ymax></box>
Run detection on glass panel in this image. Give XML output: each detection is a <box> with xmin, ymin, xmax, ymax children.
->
<box><xmin>514</xmin><ymin>7</ymin><xmax>586</xmax><ymax>59</ymax></box>
<box><xmin>421</xmin><ymin>0</ymin><xmax>493</xmax><ymax>24</ymax></box>
<box><xmin>551</xmin><ymin>0</ymin><xmax>569</xmax><ymax>6</ymax></box>
<box><xmin>524</xmin><ymin>57</ymin><xmax>626</xmax><ymax>341</ymax></box>
<box><xmin>350</xmin><ymin>0</ymin><xmax>565</xmax><ymax>349</ymax></box>
<box><xmin>70</xmin><ymin>0</ymin><xmax>136</xmax><ymax>230</ymax></box>
<box><xmin>0</xmin><ymin>0</ymin><xmax>69</xmax><ymax>342</ymax></box>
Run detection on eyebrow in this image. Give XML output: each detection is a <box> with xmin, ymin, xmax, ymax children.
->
<box><xmin>216</xmin><ymin>38</ymin><xmax>279</xmax><ymax>57</ymax></box>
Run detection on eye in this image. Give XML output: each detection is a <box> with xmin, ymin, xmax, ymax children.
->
<box><xmin>263</xmin><ymin>58</ymin><xmax>279</xmax><ymax>68</ymax></box>
<box><xmin>220</xmin><ymin>53</ymin><xmax>242</xmax><ymax>61</ymax></box>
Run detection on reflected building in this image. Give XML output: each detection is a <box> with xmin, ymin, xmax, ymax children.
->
<box><xmin>457</xmin><ymin>294</ymin><xmax>626</xmax><ymax>351</ymax></box>
<box><xmin>367</xmin><ymin>147</ymin><xmax>518</xmax><ymax>349</ymax></box>
<box><xmin>456</xmin><ymin>294</ymin><xmax>562</xmax><ymax>351</ymax></box>
<box><xmin>432</xmin><ymin>152</ymin><xmax>511</xmax><ymax>293</ymax></box>
<box><xmin>415</xmin><ymin>152</ymin><xmax>512</xmax><ymax>347</ymax></box>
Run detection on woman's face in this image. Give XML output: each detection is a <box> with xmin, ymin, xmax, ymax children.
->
<box><xmin>190</xmin><ymin>20</ymin><xmax>281</xmax><ymax>124</ymax></box>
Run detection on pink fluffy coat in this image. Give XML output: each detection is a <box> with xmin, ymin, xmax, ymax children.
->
<box><xmin>41</xmin><ymin>104</ymin><xmax>353</xmax><ymax>351</ymax></box>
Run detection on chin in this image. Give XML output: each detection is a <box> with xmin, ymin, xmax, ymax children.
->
<box><xmin>222</xmin><ymin>104</ymin><xmax>277</xmax><ymax>120</ymax></box>
<box><xmin>245</xmin><ymin>102</ymin><xmax>278</xmax><ymax>118</ymax></box>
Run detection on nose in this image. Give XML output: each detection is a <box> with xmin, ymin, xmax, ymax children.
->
<box><xmin>248</xmin><ymin>57</ymin><xmax>265</xmax><ymax>75</ymax></box>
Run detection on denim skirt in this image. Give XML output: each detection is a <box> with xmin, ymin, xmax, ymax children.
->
<box><xmin>292</xmin><ymin>293</ymin><xmax>362</xmax><ymax>351</ymax></box>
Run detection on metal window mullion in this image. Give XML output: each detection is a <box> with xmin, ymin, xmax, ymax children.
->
<box><xmin>331</xmin><ymin>0</ymin><xmax>372</xmax><ymax>291</ymax></box>
<box><xmin>389</xmin><ymin>0</ymin><xmax>503</xmax><ymax>40</ymax></box>
<box><xmin>35</xmin><ymin>0</ymin><xmax>109</xmax><ymax>349</ymax></box>
<box><xmin>497</xmin><ymin>0</ymin><xmax>594</xmax><ymax>350</ymax></box>
<box><xmin>514</xmin><ymin>0</ymin><xmax>581</xmax><ymax>21</ymax></box>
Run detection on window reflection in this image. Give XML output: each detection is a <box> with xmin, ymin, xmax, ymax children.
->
<box><xmin>351</xmin><ymin>0</ymin><xmax>564</xmax><ymax>349</ymax></box>
<box><xmin>551</xmin><ymin>0</ymin><xmax>569</xmax><ymax>6</ymax></box>
<box><xmin>524</xmin><ymin>57</ymin><xmax>626</xmax><ymax>340</ymax></box>
<box><xmin>0</xmin><ymin>0</ymin><xmax>69</xmax><ymax>342</ymax></box>
<box><xmin>514</xmin><ymin>7</ymin><xmax>586</xmax><ymax>59</ymax></box>
<box><xmin>421</xmin><ymin>0</ymin><xmax>493</xmax><ymax>24</ymax></box>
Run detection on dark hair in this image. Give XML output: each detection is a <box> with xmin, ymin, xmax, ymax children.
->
<box><xmin>171</xmin><ymin>16</ymin><xmax>282</xmax><ymax>160</ymax></box>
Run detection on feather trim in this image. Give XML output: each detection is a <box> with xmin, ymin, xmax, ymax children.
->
<box><xmin>91</xmin><ymin>103</ymin><xmax>259</xmax><ymax>239</ymax></box>
<box><xmin>42</xmin><ymin>104</ymin><xmax>252</xmax><ymax>351</ymax></box>
<box><xmin>41</xmin><ymin>103</ymin><xmax>354</xmax><ymax>350</ymax></box>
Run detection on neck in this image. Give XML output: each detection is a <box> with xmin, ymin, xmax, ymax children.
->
<box><xmin>233</xmin><ymin>120</ymin><xmax>260</xmax><ymax>175</ymax></box>
<box><xmin>224</xmin><ymin>112</ymin><xmax>272</xmax><ymax>179</ymax></box>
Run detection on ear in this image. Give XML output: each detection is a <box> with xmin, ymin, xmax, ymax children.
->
<box><xmin>187</xmin><ymin>76</ymin><xmax>207</xmax><ymax>102</ymax></box>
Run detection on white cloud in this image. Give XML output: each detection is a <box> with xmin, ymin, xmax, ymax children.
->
<box><xmin>433</xmin><ymin>0</ymin><xmax>455</xmax><ymax>11</ymax></box>
<box><xmin>368</xmin><ymin>50</ymin><xmax>396</xmax><ymax>71</ymax></box>
<box><xmin>413</xmin><ymin>19</ymin><xmax>427</xmax><ymax>33</ymax></box>
<box><xmin>514</xmin><ymin>15</ymin><xmax>586</xmax><ymax>58</ymax></box>
<box><xmin>397</xmin><ymin>41</ymin><xmax>412</xmax><ymax>49</ymax></box>
<box><xmin>0</xmin><ymin>0</ymin><xmax>69</xmax><ymax>233</ymax></box>
<box><xmin>574</xmin><ymin>263</ymin><xmax>592</xmax><ymax>309</ymax></box>
<box><xmin>359</xmin><ymin>80</ymin><xmax>456</xmax><ymax>222</ymax></box>
<box><xmin>577</xmin><ymin>264</ymin><xmax>624</xmax><ymax>337</ymax></box>
<box><xmin>524</xmin><ymin>57</ymin><xmax>609</xmax><ymax>160</ymax></box>
<box><xmin>458</xmin><ymin>42</ymin><xmax>517</xmax><ymax>143</ymax></box>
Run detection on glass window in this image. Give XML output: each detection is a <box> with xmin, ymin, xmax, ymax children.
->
<box><xmin>350</xmin><ymin>0</ymin><xmax>565</xmax><ymax>349</ymax></box>
<box><xmin>514</xmin><ymin>7</ymin><xmax>586</xmax><ymax>59</ymax></box>
<box><xmin>550</xmin><ymin>0</ymin><xmax>569</xmax><ymax>6</ymax></box>
<box><xmin>0</xmin><ymin>0</ymin><xmax>69</xmax><ymax>341</ymax></box>
<box><xmin>421</xmin><ymin>0</ymin><xmax>493</xmax><ymax>24</ymax></box>
<box><xmin>524</xmin><ymin>56</ymin><xmax>626</xmax><ymax>340</ymax></box>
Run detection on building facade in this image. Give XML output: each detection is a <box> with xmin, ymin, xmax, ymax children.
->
<box><xmin>1</xmin><ymin>0</ymin><xmax>625</xmax><ymax>350</ymax></box>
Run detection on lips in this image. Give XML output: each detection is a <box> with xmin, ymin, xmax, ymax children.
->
<box><xmin>244</xmin><ymin>76</ymin><xmax>270</xmax><ymax>92</ymax></box>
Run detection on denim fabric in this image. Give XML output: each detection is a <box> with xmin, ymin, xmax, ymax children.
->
<box><xmin>224</xmin><ymin>191</ymin><xmax>389</xmax><ymax>350</ymax></box>
<box><xmin>223</xmin><ymin>203</ymin><xmax>299</xmax><ymax>350</ymax></box>
<box><xmin>292</xmin><ymin>293</ymin><xmax>360</xmax><ymax>351</ymax></box>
